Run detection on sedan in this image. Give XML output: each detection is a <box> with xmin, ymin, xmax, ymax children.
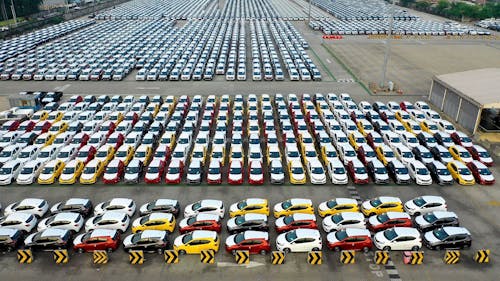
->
<box><xmin>94</xmin><ymin>198</ymin><xmax>136</xmax><ymax>217</ymax></box>
<box><xmin>0</xmin><ymin>213</ymin><xmax>38</xmax><ymax>232</ymax></box>
<box><xmin>275</xmin><ymin>229</ymin><xmax>322</xmax><ymax>253</ymax></box>
<box><xmin>423</xmin><ymin>227</ymin><xmax>471</xmax><ymax>250</ymax></box>
<box><xmin>178</xmin><ymin>214</ymin><xmax>221</xmax><ymax>234</ymax></box>
<box><xmin>373</xmin><ymin>227</ymin><xmax>422</xmax><ymax>251</ymax></box>
<box><xmin>367</xmin><ymin>212</ymin><xmax>412</xmax><ymax>232</ymax></box>
<box><xmin>226</xmin><ymin>214</ymin><xmax>268</xmax><ymax>234</ymax></box>
<box><xmin>326</xmin><ymin>228</ymin><xmax>373</xmax><ymax>252</ymax></box>
<box><xmin>37</xmin><ymin>212</ymin><xmax>84</xmax><ymax>233</ymax></box>
<box><xmin>85</xmin><ymin>212</ymin><xmax>130</xmax><ymax>233</ymax></box>
<box><xmin>123</xmin><ymin>230</ymin><xmax>168</xmax><ymax>254</ymax></box>
<box><xmin>73</xmin><ymin>229</ymin><xmax>121</xmax><ymax>253</ymax></box>
<box><xmin>322</xmin><ymin>212</ymin><xmax>366</xmax><ymax>233</ymax></box>
<box><xmin>225</xmin><ymin>230</ymin><xmax>270</xmax><ymax>255</ymax></box>
<box><xmin>467</xmin><ymin>160</ymin><xmax>495</xmax><ymax>185</ymax></box>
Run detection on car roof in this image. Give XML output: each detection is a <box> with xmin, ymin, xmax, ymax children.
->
<box><xmin>291</xmin><ymin>213</ymin><xmax>316</xmax><ymax>221</ymax></box>
<box><xmin>19</xmin><ymin>198</ymin><xmax>45</xmax><ymax>206</ymax></box>
<box><xmin>289</xmin><ymin>160</ymin><xmax>302</xmax><ymax>167</ymax></box>
<box><xmin>418</xmin><ymin>196</ymin><xmax>446</xmax><ymax>203</ymax></box>
<box><xmin>64</xmin><ymin>198</ymin><xmax>89</xmax><ymax>205</ymax></box>
<box><xmin>344</xmin><ymin>228</ymin><xmax>371</xmax><ymax>236</ymax></box>
<box><xmin>40</xmin><ymin>228</ymin><xmax>69</xmax><ymax>237</ymax></box>
<box><xmin>393</xmin><ymin>227</ymin><xmax>420</xmax><ymax>237</ymax></box>
<box><xmin>52</xmin><ymin>212</ymin><xmax>80</xmax><ymax>221</ymax></box>
<box><xmin>432</xmin><ymin>211</ymin><xmax>458</xmax><ymax>219</ymax></box>
<box><xmin>23</xmin><ymin>160</ymin><xmax>42</xmax><ymax>168</ymax></box>
<box><xmin>295</xmin><ymin>228</ymin><xmax>321</xmax><ymax>238</ymax></box>
<box><xmin>270</xmin><ymin>160</ymin><xmax>282</xmax><ymax>167</ymax></box>
<box><xmin>191</xmin><ymin>230</ymin><xmax>217</xmax><ymax>239</ymax></box>
<box><xmin>337</xmin><ymin>212</ymin><xmax>364</xmax><ymax>220</ymax></box>
<box><xmin>5</xmin><ymin>212</ymin><xmax>33</xmax><ymax>220</ymax></box>
<box><xmin>200</xmin><ymin>199</ymin><xmax>223</xmax><ymax>207</ymax></box>
<box><xmin>154</xmin><ymin>199</ymin><xmax>178</xmax><ymax>206</ymax></box>
<box><xmin>242</xmin><ymin>230</ymin><xmax>269</xmax><ymax>240</ymax></box>
<box><xmin>148</xmin><ymin>213</ymin><xmax>173</xmax><ymax>220</ymax></box>
<box><xmin>385</xmin><ymin>212</ymin><xmax>411</xmax><ymax>219</ymax></box>
<box><xmin>442</xmin><ymin>227</ymin><xmax>470</xmax><ymax>236</ymax></box>
<box><xmin>101</xmin><ymin>211</ymin><xmax>127</xmax><ymax>220</ymax></box>
<box><xmin>379</xmin><ymin>196</ymin><xmax>402</xmax><ymax>203</ymax></box>
<box><xmin>242</xmin><ymin>213</ymin><xmax>267</xmax><ymax>220</ymax></box>
<box><xmin>109</xmin><ymin>198</ymin><xmax>133</xmax><ymax>206</ymax></box>
<box><xmin>136</xmin><ymin>230</ymin><xmax>166</xmax><ymax>239</ymax></box>
<box><xmin>290</xmin><ymin>198</ymin><xmax>312</xmax><ymax>205</ymax></box>
<box><xmin>0</xmin><ymin>227</ymin><xmax>20</xmax><ymax>236</ymax></box>
<box><xmin>451</xmin><ymin>160</ymin><xmax>468</xmax><ymax>168</ymax></box>
<box><xmin>195</xmin><ymin>213</ymin><xmax>220</xmax><ymax>221</ymax></box>
<box><xmin>244</xmin><ymin>198</ymin><xmax>266</xmax><ymax>205</ymax></box>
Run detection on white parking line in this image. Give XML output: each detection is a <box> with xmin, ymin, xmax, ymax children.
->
<box><xmin>136</xmin><ymin>87</ymin><xmax>160</xmax><ymax>90</ymax></box>
<box><xmin>54</xmin><ymin>84</ymin><xmax>71</xmax><ymax>91</ymax></box>
<box><xmin>326</xmin><ymin>59</ymin><xmax>332</xmax><ymax>64</ymax></box>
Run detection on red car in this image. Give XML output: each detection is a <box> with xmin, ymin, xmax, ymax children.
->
<box><xmin>346</xmin><ymin>159</ymin><xmax>370</xmax><ymax>184</ymax></box>
<box><xmin>228</xmin><ymin>160</ymin><xmax>244</xmax><ymax>185</ymax></box>
<box><xmin>467</xmin><ymin>160</ymin><xmax>495</xmax><ymax>185</ymax></box>
<box><xmin>144</xmin><ymin>159</ymin><xmax>166</xmax><ymax>184</ymax></box>
<box><xmin>179</xmin><ymin>213</ymin><xmax>221</xmax><ymax>234</ymax></box>
<box><xmin>71</xmin><ymin>132</ymin><xmax>90</xmax><ymax>149</ymax></box>
<box><xmin>1</xmin><ymin>120</ymin><xmax>20</xmax><ymax>132</ymax></box>
<box><xmin>33</xmin><ymin>120</ymin><xmax>51</xmax><ymax>134</ymax></box>
<box><xmin>367</xmin><ymin>212</ymin><xmax>413</xmax><ymax>232</ymax></box>
<box><xmin>275</xmin><ymin>214</ymin><xmax>318</xmax><ymax>233</ymax></box>
<box><xmin>69</xmin><ymin>95</ymin><xmax>83</xmax><ymax>104</ymax></box>
<box><xmin>165</xmin><ymin>159</ymin><xmax>184</xmax><ymax>184</ymax></box>
<box><xmin>225</xmin><ymin>231</ymin><xmax>271</xmax><ymax>255</ymax></box>
<box><xmin>366</xmin><ymin>132</ymin><xmax>384</xmax><ymax>150</ymax></box>
<box><xmin>399</xmin><ymin>101</ymin><xmax>415</xmax><ymax>111</ymax></box>
<box><xmin>467</xmin><ymin>145</ymin><xmax>494</xmax><ymax>167</ymax></box>
<box><xmin>326</xmin><ymin>228</ymin><xmax>373</xmax><ymax>252</ymax></box>
<box><xmin>124</xmin><ymin>112</ymin><xmax>139</xmax><ymax>126</ymax></box>
<box><xmin>76</xmin><ymin>145</ymin><xmax>97</xmax><ymax>164</ymax></box>
<box><xmin>357</xmin><ymin>144</ymin><xmax>376</xmax><ymax>165</ymax></box>
<box><xmin>106</xmin><ymin>132</ymin><xmax>124</xmax><ymax>150</ymax></box>
<box><xmin>153</xmin><ymin>144</ymin><xmax>171</xmax><ymax>162</ymax></box>
<box><xmin>99</xmin><ymin>121</ymin><xmax>116</xmax><ymax>137</ymax></box>
<box><xmin>18</xmin><ymin>120</ymin><xmax>36</xmax><ymax>132</ymax></box>
<box><xmin>248</xmin><ymin>160</ymin><xmax>264</xmax><ymax>185</ymax></box>
<box><xmin>102</xmin><ymin>159</ymin><xmax>124</xmax><ymax>184</ymax></box>
<box><xmin>73</xmin><ymin>229</ymin><xmax>120</xmax><ymax>253</ymax></box>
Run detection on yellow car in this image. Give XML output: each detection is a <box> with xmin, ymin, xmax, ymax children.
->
<box><xmin>361</xmin><ymin>197</ymin><xmax>403</xmax><ymax>216</ymax></box>
<box><xmin>420</xmin><ymin>120</ymin><xmax>439</xmax><ymax>134</ymax></box>
<box><xmin>449</xmin><ymin>145</ymin><xmax>473</xmax><ymax>163</ymax></box>
<box><xmin>273</xmin><ymin>198</ymin><xmax>314</xmax><ymax>218</ymax></box>
<box><xmin>161</xmin><ymin>132</ymin><xmax>176</xmax><ymax>150</ymax></box>
<box><xmin>395</xmin><ymin>110</ymin><xmax>410</xmax><ymax>123</ymax></box>
<box><xmin>447</xmin><ymin>161</ymin><xmax>475</xmax><ymax>185</ymax></box>
<box><xmin>288</xmin><ymin>160</ymin><xmax>306</xmax><ymax>185</ymax></box>
<box><xmin>115</xmin><ymin>145</ymin><xmax>134</xmax><ymax>165</ymax></box>
<box><xmin>31</xmin><ymin>111</ymin><xmax>49</xmax><ymax>122</ymax></box>
<box><xmin>229</xmin><ymin>198</ymin><xmax>269</xmax><ymax>217</ymax></box>
<box><xmin>110</xmin><ymin>112</ymin><xmax>124</xmax><ymax>125</ymax></box>
<box><xmin>229</xmin><ymin>145</ymin><xmax>244</xmax><ymax>164</ymax></box>
<box><xmin>375</xmin><ymin>145</ymin><xmax>395</xmax><ymax>166</ymax></box>
<box><xmin>80</xmin><ymin>159</ymin><xmax>105</xmax><ymax>184</ymax></box>
<box><xmin>134</xmin><ymin>145</ymin><xmax>153</xmax><ymax>166</ymax></box>
<box><xmin>94</xmin><ymin>145</ymin><xmax>115</xmax><ymax>166</ymax></box>
<box><xmin>47</xmin><ymin>111</ymin><xmax>64</xmax><ymax>122</ymax></box>
<box><xmin>403</xmin><ymin>120</ymin><xmax>422</xmax><ymax>135</ymax></box>
<box><xmin>356</xmin><ymin>120</ymin><xmax>374</xmax><ymax>137</ymax></box>
<box><xmin>59</xmin><ymin>160</ymin><xmax>84</xmax><ymax>184</ymax></box>
<box><xmin>34</xmin><ymin>132</ymin><xmax>56</xmax><ymax>147</ymax></box>
<box><xmin>318</xmin><ymin>198</ymin><xmax>359</xmax><ymax>217</ymax></box>
<box><xmin>48</xmin><ymin>121</ymin><xmax>68</xmax><ymax>134</ymax></box>
<box><xmin>131</xmin><ymin>213</ymin><xmax>176</xmax><ymax>233</ymax></box>
<box><xmin>321</xmin><ymin>144</ymin><xmax>338</xmax><ymax>163</ymax></box>
<box><xmin>146</xmin><ymin>103</ymin><xmax>160</xmax><ymax>116</ymax></box>
<box><xmin>348</xmin><ymin>131</ymin><xmax>366</xmax><ymax>150</ymax></box>
<box><xmin>173</xmin><ymin>230</ymin><xmax>220</xmax><ymax>254</ymax></box>
<box><xmin>37</xmin><ymin>160</ymin><xmax>65</xmax><ymax>184</ymax></box>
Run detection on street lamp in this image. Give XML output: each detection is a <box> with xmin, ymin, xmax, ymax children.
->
<box><xmin>9</xmin><ymin>0</ymin><xmax>17</xmax><ymax>26</ymax></box>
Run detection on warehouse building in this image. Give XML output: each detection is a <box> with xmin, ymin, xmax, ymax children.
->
<box><xmin>428</xmin><ymin>68</ymin><xmax>500</xmax><ymax>134</ymax></box>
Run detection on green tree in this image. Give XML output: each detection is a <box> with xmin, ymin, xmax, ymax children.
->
<box><xmin>1</xmin><ymin>0</ymin><xmax>43</xmax><ymax>19</ymax></box>
<box><xmin>415</xmin><ymin>1</ymin><xmax>431</xmax><ymax>11</ymax></box>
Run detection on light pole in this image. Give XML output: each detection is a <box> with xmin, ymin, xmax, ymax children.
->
<box><xmin>9</xmin><ymin>0</ymin><xmax>17</xmax><ymax>26</ymax></box>
<box><xmin>380</xmin><ymin>0</ymin><xmax>395</xmax><ymax>89</ymax></box>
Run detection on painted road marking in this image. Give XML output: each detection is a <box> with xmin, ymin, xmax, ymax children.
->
<box><xmin>54</xmin><ymin>84</ymin><xmax>71</xmax><ymax>91</ymax></box>
<box><xmin>326</xmin><ymin>59</ymin><xmax>332</xmax><ymax>64</ymax></box>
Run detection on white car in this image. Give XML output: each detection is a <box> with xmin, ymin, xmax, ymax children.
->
<box><xmin>374</xmin><ymin>227</ymin><xmax>422</xmax><ymax>251</ymax></box>
<box><xmin>322</xmin><ymin>212</ymin><xmax>366</xmax><ymax>232</ymax></box>
<box><xmin>404</xmin><ymin>196</ymin><xmax>447</xmax><ymax>216</ymax></box>
<box><xmin>407</xmin><ymin>160</ymin><xmax>432</xmax><ymax>185</ymax></box>
<box><xmin>0</xmin><ymin>212</ymin><xmax>38</xmax><ymax>232</ymax></box>
<box><xmin>401</xmin><ymin>132</ymin><xmax>420</xmax><ymax>149</ymax></box>
<box><xmin>326</xmin><ymin>158</ymin><xmax>348</xmax><ymax>184</ymax></box>
<box><xmin>307</xmin><ymin>160</ymin><xmax>326</xmax><ymax>184</ymax></box>
<box><xmin>276</xmin><ymin>229</ymin><xmax>322</xmax><ymax>253</ymax></box>
<box><xmin>269</xmin><ymin>160</ymin><xmax>285</xmax><ymax>184</ymax></box>
<box><xmin>85</xmin><ymin>211</ymin><xmax>130</xmax><ymax>233</ymax></box>
<box><xmin>0</xmin><ymin>145</ymin><xmax>20</xmax><ymax>163</ymax></box>
<box><xmin>437</xmin><ymin>120</ymin><xmax>456</xmax><ymax>134</ymax></box>
<box><xmin>139</xmin><ymin>199</ymin><xmax>179</xmax><ymax>216</ymax></box>
<box><xmin>94</xmin><ymin>198</ymin><xmax>136</xmax><ymax>217</ymax></box>
<box><xmin>338</xmin><ymin>144</ymin><xmax>357</xmax><ymax>165</ymax></box>
<box><xmin>16</xmin><ymin>160</ymin><xmax>43</xmax><ymax>185</ymax></box>
<box><xmin>37</xmin><ymin>212</ymin><xmax>84</xmax><ymax>232</ymax></box>
<box><xmin>56</xmin><ymin>146</ymin><xmax>79</xmax><ymax>163</ymax></box>
<box><xmin>0</xmin><ymin>160</ymin><xmax>22</xmax><ymax>185</ymax></box>
<box><xmin>393</xmin><ymin>145</ymin><xmax>415</xmax><ymax>166</ymax></box>
<box><xmin>184</xmin><ymin>199</ymin><xmax>225</xmax><ymax>219</ymax></box>
<box><xmin>16</xmin><ymin>146</ymin><xmax>40</xmax><ymax>164</ymax></box>
<box><xmin>37</xmin><ymin>145</ymin><xmax>58</xmax><ymax>163</ymax></box>
<box><xmin>4</xmin><ymin>198</ymin><xmax>49</xmax><ymax>218</ymax></box>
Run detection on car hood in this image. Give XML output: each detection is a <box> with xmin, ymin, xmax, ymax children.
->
<box><xmin>229</xmin><ymin>204</ymin><xmax>238</xmax><ymax>213</ymax></box>
<box><xmin>361</xmin><ymin>201</ymin><xmax>373</xmax><ymax>210</ymax></box>
<box><xmin>249</xmin><ymin>173</ymin><xmax>263</xmax><ymax>181</ymax></box>
<box><xmin>274</xmin><ymin>217</ymin><xmax>286</xmax><ymax>228</ymax></box>
<box><xmin>374</xmin><ymin>232</ymin><xmax>388</xmax><ymax>244</ymax></box>
<box><xmin>424</xmin><ymin>232</ymin><xmax>439</xmax><ymax>244</ymax></box>
<box><xmin>481</xmin><ymin>174</ymin><xmax>495</xmax><ymax>181</ymax></box>
<box><xmin>73</xmin><ymin>233</ymin><xmax>84</xmax><ymax>246</ymax></box>
<box><xmin>318</xmin><ymin>202</ymin><xmax>329</xmax><ymax>212</ymax></box>
<box><xmin>310</xmin><ymin>173</ymin><xmax>326</xmax><ymax>182</ymax></box>
<box><xmin>326</xmin><ymin>232</ymin><xmax>339</xmax><ymax>244</ymax></box>
<box><xmin>0</xmin><ymin>174</ymin><xmax>12</xmax><ymax>181</ymax></box>
<box><xmin>38</xmin><ymin>173</ymin><xmax>52</xmax><ymax>181</ymax></box>
<box><xmin>461</xmin><ymin>174</ymin><xmax>474</xmax><ymax>181</ymax></box>
<box><xmin>80</xmin><ymin>173</ymin><xmax>94</xmax><ymax>180</ymax></box>
<box><xmin>414</xmin><ymin>215</ymin><xmax>428</xmax><ymax>227</ymax></box>
<box><xmin>103</xmin><ymin>173</ymin><xmax>118</xmax><ymax>180</ymax></box>
<box><xmin>24</xmin><ymin>233</ymin><xmax>36</xmax><ymax>245</ymax></box>
<box><xmin>59</xmin><ymin>173</ymin><xmax>75</xmax><ymax>181</ymax></box>
<box><xmin>123</xmin><ymin>234</ymin><xmax>134</xmax><ymax>247</ymax></box>
<box><xmin>173</xmin><ymin>235</ymin><xmax>184</xmax><ymax>247</ymax></box>
<box><xmin>37</xmin><ymin>218</ymin><xmax>49</xmax><ymax>231</ymax></box>
<box><xmin>124</xmin><ymin>173</ymin><xmax>138</xmax><ymax>180</ymax></box>
<box><xmin>292</xmin><ymin>173</ymin><xmax>306</xmax><ymax>181</ymax></box>
<box><xmin>404</xmin><ymin>201</ymin><xmax>418</xmax><ymax>211</ymax></box>
<box><xmin>368</xmin><ymin>216</ymin><xmax>381</xmax><ymax>226</ymax></box>
<box><xmin>145</xmin><ymin>172</ymin><xmax>158</xmax><ymax>180</ymax></box>
<box><xmin>226</xmin><ymin>218</ymin><xmax>237</xmax><ymax>229</ymax></box>
<box><xmin>276</xmin><ymin>233</ymin><xmax>287</xmax><ymax>246</ymax></box>
<box><xmin>207</xmin><ymin>173</ymin><xmax>221</xmax><ymax>181</ymax></box>
<box><xmin>17</xmin><ymin>173</ymin><xmax>34</xmax><ymax>181</ymax></box>
<box><xmin>273</xmin><ymin>203</ymin><xmax>284</xmax><ymax>213</ymax></box>
<box><xmin>225</xmin><ymin>235</ymin><xmax>236</xmax><ymax>247</ymax></box>
<box><xmin>187</xmin><ymin>173</ymin><xmax>201</xmax><ymax>181</ymax></box>
<box><xmin>271</xmin><ymin>173</ymin><xmax>285</xmax><ymax>181</ymax></box>
<box><xmin>166</xmin><ymin>173</ymin><xmax>180</xmax><ymax>180</ymax></box>
<box><xmin>355</xmin><ymin>173</ymin><xmax>369</xmax><ymax>180</ymax></box>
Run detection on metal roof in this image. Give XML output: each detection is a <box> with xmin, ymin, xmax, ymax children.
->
<box><xmin>434</xmin><ymin>68</ymin><xmax>500</xmax><ymax>108</ymax></box>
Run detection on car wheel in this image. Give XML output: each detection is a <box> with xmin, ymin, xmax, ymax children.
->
<box><xmin>312</xmin><ymin>247</ymin><xmax>320</xmax><ymax>251</ymax></box>
<box><xmin>231</xmin><ymin>250</ymin><xmax>237</xmax><ymax>255</ymax></box>
<box><xmin>157</xmin><ymin>248</ymin><xmax>163</xmax><ymax>255</ymax></box>
<box><xmin>363</xmin><ymin>247</ymin><xmax>370</xmax><ymax>253</ymax></box>
<box><xmin>435</xmin><ymin>245</ymin><xmax>442</xmax><ymax>251</ymax></box>
<box><xmin>260</xmin><ymin>250</ymin><xmax>267</xmax><ymax>255</ymax></box>
<box><xmin>6</xmin><ymin>246</ymin><xmax>13</xmax><ymax>252</ymax></box>
<box><xmin>179</xmin><ymin>250</ymin><xmax>186</xmax><ymax>255</ymax></box>
<box><xmin>414</xmin><ymin>212</ymin><xmax>420</xmax><ymax>216</ymax></box>
<box><xmin>107</xmin><ymin>248</ymin><xmax>113</xmax><ymax>253</ymax></box>
<box><xmin>383</xmin><ymin>246</ymin><xmax>391</xmax><ymax>251</ymax></box>
<box><xmin>411</xmin><ymin>246</ymin><xmax>420</xmax><ymax>251</ymax></box>
<box><xmin>78</xmin><ymin>248</ymin><xmax>84</xmax><ymax>254</ymax></box>
<box><xmin>370</xmin><ymin>213</ymin><xmax>376</xmax><ymax>216</ymax></box>
<box><xmin>334</xmin><ymin>247</ymin><xmax>341</xmax><ymax>252</ymax></box>
<box><xmin>283</xmin><ymin>248</ymin><xmax>291</xmax><ymax>254</ymax></box>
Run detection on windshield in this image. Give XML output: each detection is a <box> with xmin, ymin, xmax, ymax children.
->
<box><xmin>208</xmin><ymin>167</ymin><xmax>220</xmax><ymax>174</ymax></box>
<box><xmin>63</xmin><ymin>167</ymin><xmax>75</xmax><ymax>174</ymax></box>
<box><xmin>479</xmin><ymin>169</ymin><xmax>491</xmax><ymax>176</ymax></box>
<box><xmin>182</xmin><ymin>233</ymin><xmax>193</xmax><ymax>244</ymax></box>
<box><xmin>412</xmin><ymin>197</ymin><xmax>427</xmax><ymax>207</ymax></box>
<box><xmin>234</xmin><ymin>233</ymin><xmax>245</xmax><ymax>244</ymax></box>
<box><xmin>423</xmin><ymin>213</ymin><xmax>437</xmax><ymax>223</ymax></box>
<box><xmin>281</xmin><ymin>201</ymin><xmax>292</xmax><ymax>210</ymax></box>
<box><xmin>459</xmin><ymin>168</ymin><xmax>471</xmax><ymax>175</ymax></box>
<box><xmin>39</xmin><ymin>151</ymin><xmax>50</xmax><ymax>158</ymax></box>
<box><xmin>375</xmin><ymin>167</ymin><xmax>387</xmax><ymax>174</ymax></box>
<box><xmin>417</xmin><ymin>168</ymin><xmax>429</xmax><ymax>175</ymax></box>
<box><xmin>377</xmin><ymin>213</ymin><xmax>390</xmax><ymax>223</ymax></box>
<box><xmin>126</xmin><ymin>166</ymin><xmax>139</xmax><ymax>173</ymax></box>
<box><xmin>478</xmin><ymin>151</ymin><xmax>490</xmax><ymax>158</ymax></box>
<box><xmin>312</xmin><ymin>167</ymin><xmax>324</xmax><ymax>174</ymax></box>
<box><xmin>20</xmin><ymin>167</ymin><xmax>34</xmax><ymax>174</ymax></box>
<box><xmin>96</xmin><ymin>151</ymin><xmax>108</xmax><ymax>158</ymax></box>
<box><xmin>355</xmin><ymin>167</ymin><xmax>366</xmax><ymax>174</ymax></box>
<box><xmin>271</xmin><ymin>166</ymin><xmax>283</xmax><ymax>174</ymax></box>
<box><xmin>84</xmin><ymin>167</ymin><xmax>96</xmax><ymax>174</ymax></box>
<box><xmin>230</xmin><ymin>167</ymin><xmax>242</xmax><ymax>175</ymax></box>
<box><xmin>438</xmin><ymin>169</ymin><xmax>451</xmax><ymax>176</ymax></box>
<box><xmin>335</xmin><ymin>230</ymin><xmax>348</xmax><ymax>241</ymax></box>
<box><xmin>332</xmin><ymin>214</ymin><xmax>344</xmax><ymax>224</ymax></box>
<box><xmin>148</xmin><ymin>166</ymin><xmax>160</xmax><ymax>173</ymax></box>
<box><xmin>188</xmin><ymin>167</ymin><xmax>200</xmax><ymax>174</ymax></box>
<box><xmin>42</xmin><ymin>167</ymin><xmax>54</xmax><ymax>174</ymax></box>
<box><xmin>383</xmin><ymin>229</ymin><xmax>398</xmax><ymax>241</ymax></box>
<box><xmin>432</xmin><ymin>228</ymin><xmax>449</xmax><ymax>241</ymax></box>
<box><xmin>292</xmin><ymin>167</ymin><xmax>304</xmax><ymax>174</ymax></box>
<box><xmin>285</xmin><ymin>231</ymin><xmax>297</xmax><ymax>242</ymax></box>
<box><xmin>251</xmin><ymin>167</ymin><xmax>262</xmax><ymax>175</ymax></box>
<box><xmin>370</xmin><ymin>199</ymin><xmax>382</xmax><ymax>207</ymax></box>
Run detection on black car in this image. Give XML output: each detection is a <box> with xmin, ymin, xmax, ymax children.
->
<box><xmin>88</xmin><ymin>102</ymin><xmax>104</xmax><ymax>112</ymax></box>
<box><xmin>24</xmin><ymin>228</ymin><xmax>72</xmax><ymax>251</ymax></box>
<box><xmin>415</xmin><ymin>211</ymin><xmax>459</xmax><ymax>232</ymax></box>
<box><xmin>386</xmin><ymin>161</ymin><xmax>411</xmax><ymax>184</ymax></box>
<box><xmin>430</xmin><ymin>146</ymin><xmax>452</xmax><ymax>163</ymax></box>
<box><xmin>416</xmin><ymin>132</ymin><xmax>437</xmax><ymax>149</ymax></box>
<box><xmin>43</xmin><ymin>102</ymin><xmax>59</xmax><ymax>111</ymax></box>
<box><xmin>50</xmin><ymin>198</ymin><xmax>93</xmax><ymax>217</ymax></box>
<box><xmin>42</xmin><ymin>91</ymin><xmax>63</xmax><ymax>104</ymax></box>
<box><xmin>412</xmin><ymin>145</ymin><xmax>433</xmax><ymax>163</ymax></box>
<box><xmin>227</xmin><ymin>214</ymin><xmax>269</xmax><ymax>234</ymax></box>
<box><xmin>138</xmin><ymin>95</ymin><xmax>150</xmax><ymax>104</ymax></box>
<box><xmin>423</xmin><ymin>227</ymin><xmax>471</xmax><ymax>250</ymax></box>
<box><xmin>0</xmin><ymin>228</ymin><xmax>23</xmax><ymax>252</ymax></box>
<box><xmin>372</xmin><ymin>102</ymin><xmax>388</xmax><ymax>113</ymax></box>
<box><xmin>68</xmin><ymin>122</ymin><xmax>83</xmax><ymax>134</ymax></box>
<box><xmin>366</xmin><ymin>160</ymin><xmax>389</xmax><ymax>184</ymax></box>
<box><xmin>111</xmin><ymin>95</ymin><xmax>123</xmax><ymax>103</ymax></box>
<box><xmin>139</xmin><ymin>199</ymin><xmax>180</xmax><ymax>217</ymax></box>
<box><xmin>123</xmin><ymin>230</ymin><xmax>168</xmax><ymax>254</ymax></box>
<box><xmin>426</xmin><ymin>161</ymin><xmax>454</xmax><ymax>185</ymax></box>
<box><xmin>433</xmin><ymin>132</ymin><xmax>452</xmax><ymax>146</ymax></box>
<box><xmin>372</xmin><ymin>120</ymin><xmax>390</xmax><ymax>134</ymax></box>
<box><xmin>139</xmin><ymin>112</ymin><xmax>154</xmax><ymax>125</ymax></box>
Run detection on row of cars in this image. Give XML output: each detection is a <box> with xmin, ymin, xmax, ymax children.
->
<box><xmin>0</xmin><ymin>196</ymin><xmax>471</xmax><ymax>254</ymax></box>
<box><xmin>312</xmin><ymin>0</ymin><xmax>414</xmax><ymax>21</ymax></box>
<box><xmin>283</xmin><ymin>92</ymin><xmax>495</xmax><ymax>186</ymax></box>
